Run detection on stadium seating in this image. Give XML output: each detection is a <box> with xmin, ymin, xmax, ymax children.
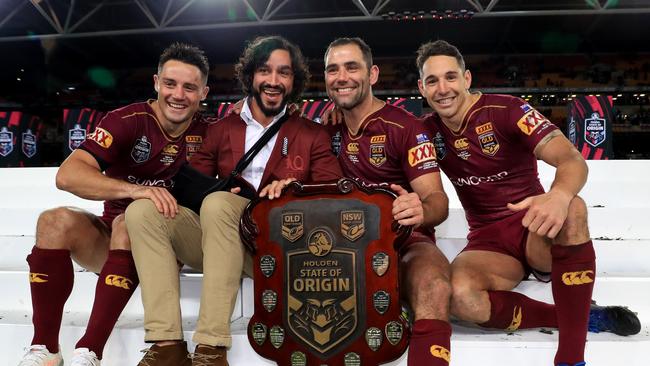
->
<box><xmin>1</xmin><ymin>161</ymin><xmax>648</xmax><ymax>365</ymax></box>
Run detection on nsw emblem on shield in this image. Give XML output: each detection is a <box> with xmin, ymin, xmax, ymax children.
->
<box><xmin>242</xmin><ymin>178</ymin><xmax>412</xmax><ymax>365</ymax></box>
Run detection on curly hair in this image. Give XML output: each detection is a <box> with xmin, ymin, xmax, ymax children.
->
<box><xmin>158</xmin><ymin>42</ymin><xmax>209</xmax><ymax>83</ymax></box>
<box><xmin>416</xmin><ymin>40</ymin><xmax>466</xmax><ymax>76</ymax></box>
<box><xmin>234</xmin><ymin>36</ymin><xmax>310</xmax><ymax>102</ymax></box>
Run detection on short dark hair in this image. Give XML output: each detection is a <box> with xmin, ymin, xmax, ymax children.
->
<box><xmin>324</xmin><ymin>37</ymin><xmax>373</xmax><ymax>71</ymax></box>
<box><xmin>234</xmin><ymin>35</ymin><xmax>310</xmax><ymax>102</ymax></box>
<box><xmin>416</xmin><ymin>40</ymin><xmax>466</xmax><ymax>75</ymax></box>
<box><xmin>158</xmin><ymin>42</ymin><xmax>210</xmax><ymax>83</ymax></box>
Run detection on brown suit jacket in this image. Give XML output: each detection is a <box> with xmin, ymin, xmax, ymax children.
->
<box><xmin>190</xmin><ymin>113</ymin><xmax>342</xmax><ymax>191</ymax></box>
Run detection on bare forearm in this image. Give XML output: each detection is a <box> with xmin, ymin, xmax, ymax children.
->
<box><xmin>56</xmin><ymin>159</ymin><xmax>136</xmax><ymax>201</ymax></box>
<box><xmin>422</xmin><ymin>191</ymin><xmax>449</xmax><ymax>227</ymax></box>
<box><xmin>550</xmin><ymin>157</ymin><xmax>588</xmax><ymax>198</ymax></box>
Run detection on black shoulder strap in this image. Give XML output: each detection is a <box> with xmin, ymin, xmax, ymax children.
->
<box><xmin>228</xmin><ymin>111</ymin><xmax>290</xmax><ymax>179</ymax></box>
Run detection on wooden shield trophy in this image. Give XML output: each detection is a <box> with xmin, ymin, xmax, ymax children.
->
<box><xmin>241</xmin><ymin>178</ymin><xmax>412</xmax><ymax>365</ymax></box>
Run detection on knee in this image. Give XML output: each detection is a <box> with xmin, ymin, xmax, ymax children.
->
<box><xmin>409</xmin><ymin>274</ymin><xmax>452</xmax><ymax>307</ymax></box>
<box><xmin>110</xmin><ymin>215</ymin><xmax>131</xmax><ymax>250</ymax></box>
<box><xmin>200</xmin><ymin>191</ymin><xmax>246</xmax><ymax>221</ymax></box>
<box><xmin>565</xmin><ymin>196</ymin><xmax>588</xmax><ymax>227</ymax></box>
<box><xmin>125</xmin><ymin>199</ymin><xmax>160</xmax><ymax>229</ymax></box>
<box><xmin>558</xmin><ymin>195</ymin><xmax>590</xmax><ymax>242</ymax></box>
<box><xmin>36</xmin><ymin>207</ymin><xmax>77</xmax><ymax>249</ymax></box>
<box><xmin>449</xmin><ymin>275</ymin><xmax>477</xmax><ymax>313</ymax></box>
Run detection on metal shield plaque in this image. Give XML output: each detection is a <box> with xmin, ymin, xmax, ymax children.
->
<box><xmin>243</xmin><ymin>179</ymin><xmax>412</xmax><ymax>366</ymax></box>
<box><xmin>365</xmin><ymin>327</ymin><xmax>383</xmax><ymax>351</ymax></box>
<box><xmin>344</xmin><ymin>352</ymin><xmax>361</xmax><ymax>366</ymax></box>
<box><xmin>251</xmin><ymin>323</ymin><xmax>267</xmax><ymax>346</ymax></box>
<box><xmin>385</xmin><ymin>321</ymin><xmax>403</xmax><ymax>346</ymax></box>
<box><xmin>340</xmin><ymin>210</ymin><xmax>365</xmax><ymax>241</ymax></box>
<box><xmin>371</xmin><ymin>252</ymin><xmax>389</xmax><ymax>276</ymax></box>
<box><xmin>262</xmin><ymin>290</ymin><xmax>278</xmax><ymax>312</ymax></box>
<box><xmin>373</xmin><ymin>290</ymin><xmax>390</xmax><ymax>314</ymax></box>
<box><xmin>290</xmin><ymin>351</ymin><xmax>307</xmax><ymax>366</ymax></box>
<box><xmin>270</xmin><ymin>325</ymin><xmax>285</xmax><ymax>349</ymax></box>
<box><xmin>260</xmin><ymin>255</ymin><xmax>276</xmax><ymax>278</ymax></box>
<box><xmin>282</xmin><ymin>212</ymin><xmax>304</xmax><ymax>242</ymax></box>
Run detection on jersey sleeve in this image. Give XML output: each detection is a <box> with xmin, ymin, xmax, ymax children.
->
<box><xmin>399</xmin><ymin>118</ymin><xmax>439</xmax><ymax>183</ymax></box>
<box><xmin>79</xmin><ymin>111</ymin><xmax>133</xmax><ymax>168</ymax></box>
<box><xmin>504</xmin><ymin>98</ymin><xmax>558</xmax><ymax>152</ymax></box>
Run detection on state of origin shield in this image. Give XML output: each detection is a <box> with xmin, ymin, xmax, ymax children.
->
<box><xmin>241</xmin><ymin>178</ymin><xmax>411</xmax><ymax>365</ymax></box>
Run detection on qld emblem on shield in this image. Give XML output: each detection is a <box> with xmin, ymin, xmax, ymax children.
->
<box><xmin>242</xmin><ymin>178</ymin><xmax>412</xmax><ymax>365</ymax></box>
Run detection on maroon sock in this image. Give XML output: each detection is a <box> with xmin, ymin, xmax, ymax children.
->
<box><xmin>27</xmin><ymin>246</ymin><xmax>74</xmax><ymax>353</ymax></box>
<box><xmin>479</xmin><ymin>290</ymin><xmax>557</xmax><ymax>330</ymax></box>
<box><xmin>551</xmin><ymin>241</ymin><xmax>595</xmax><ymax>365</ymax></box>
<box><xmin>76</xmin><ymin>250</ymin><xmax>139</xmax><ymax>359</ymax></box>
<box><xmin>408</xmin><ymin>319</ymin><xmax>452</xmax><ymax>366</ymax></box>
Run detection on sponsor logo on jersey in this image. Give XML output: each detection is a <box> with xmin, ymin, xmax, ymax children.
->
<box><xmin>520</xmin><ymin>103</ymin><xmax>533</xmax><ymax>113</ymax></box>
<box><xmin>517</xmin><ymin>110</ymin><xmax>548</xmax><ymax>136</ymax></box>
<box><xmin>451</xmin><ymin>171</ymin><xmax>508</xmax><ymax>187</ymax></box>
<box><xmin>185</xmin><ymin>135</ymin><xmax>203</xmax><ymax>161</ymax></box>
<box><xmin>475</xmin><ymin>122</ymin><xmax>494</xmax><ymax>135</ymax></box>
<box><xmin>453</xmin><ymin>137</ymin><xmax>471</xmax><ymax>160</ymax></box>
<box><xmin>160</xmin><ymin>143</ymin><xmax>180</xmax><ymax>165</ymax></box>
<box><xmin>433</xmin><ymin>132</ymin><xmax>446</xmax><ymax>160</ymax></box>
<box><xmin>105</xmin><ymin>274</ymin><xmax>134</xmax><ymax>290</ymax></box>
<box><xmin>88</xmin><ymin>127</ymin><xmax>113</xmax><ymax>148</ymax></box>
<box><xmin>416</xmin><ymin>133</ymin><xmax>430</xmax><ymax>144</ymax></box>
<box><xmin>561</xmin><ymin>270</ymin><xmax>594</xmax><ymax>286</ymax></box>
<box><xmin>370</xmin><ymin>135</ymin><xmax>386</xmax><ymax>144</ymax></box>
<box><xmin>127</xmin><ymin>175</ymin><xmax>174</xmax><ymax>188</ymax></box>
<box><xmin>369</xmin><ymin>143</ymin><xmax>387</xmax><ymax>167</ymax></box>
<box><xmin>22</xmin><ymin>129</ymin><xmax>37</xmax><ymax>158</ymax></box>
<box><xmin>0</xmin><ymin>126</ymin><xmax>14</xmax><ymax>157</ymax></box>
<box><xmin>430</xmin><ymin>345</ymin><xmax>451</xmax><ymax>363</ymax></box>
<box><xmin>29</xmin><ymin>273</ymin><xmax>48</xmax><ymax>283</ymax></box>
<box><xmin>506</xmin><ymin>306</ymin><xmax>523</xmax><ymax>331</ymax></box>
<box><xmin>584</xmin><ymin>112</ymin><xmax>606</xmax><ymax>147</ymax></box>
<box><xmin>131</xmin><ymin>135</ymin><xmax>151</xmax><ymax>163</ymax></box>
<box><xmin>186</xmin><ymin>135</ymin><xmax>202</xmax><ymax>143</ymax></box>
<box><xmin>347</xmin><ymin>142</ymin><xmax>359</xmax><ymax>154</ymax></box>
<box><xmin>331</xmin><ymin>131</ymin><xmax>342</xmax><ymax>156</ymax></box>
<box><xmin>68</xmin><ymin>123</ymin><xmax>86</xmax><ymax>151</ymax></box>
<box><xmin>408</xmin><ymin>142</ymin><xmax>436</xmax><ymax>167</ymax></box>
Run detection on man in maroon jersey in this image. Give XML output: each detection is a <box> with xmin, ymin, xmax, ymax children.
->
<box><xmin>323</xmin><ymin>37</ymin><xmax>453</xmax><ymax>366</ymax></box>
<box><xmin>18</xmin><ymin>43</ymin><xmax>212</xmax><ymax>366</ymax></box>
<box><xmin>126</xmin><ymin>36</ymin><xmax>342</xmax><ymax>366</ymax></box>
<box><xmin>416</xmin><ymin>40</ymin><xmax>640</xmax><ymax>366</ymax></box>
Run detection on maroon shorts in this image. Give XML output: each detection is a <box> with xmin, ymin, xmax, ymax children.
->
<box><xmin>462</xmin><ymin>210</ymin><xmax>549</xmax><ymax>281</ymax></box>
<box><xmin>399</xmin><ymin>227</ymin><xmax>436</xmax><ymax>254</ymax></box>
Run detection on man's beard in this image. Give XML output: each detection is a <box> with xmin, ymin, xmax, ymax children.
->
<box><xmin>252</xmin><ymin>84</ymin><xmax>289</xmax><ymax>117</ymax></box>
<box><xmin>331</xmin><ymin>83</ymin><xmax>367</xmax><ymax>111</ymax></box>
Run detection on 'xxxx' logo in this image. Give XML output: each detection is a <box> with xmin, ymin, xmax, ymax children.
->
<box><xmin>430</xmin><ymin>345</ymin><xmax>450</xmax><ymax>363</ymax></box>
<box><xmin>561</xmin><ymin>270</ymin><xmax>594</xmax><ymax>286</ymax></box>
<box><xmin>29</xmin><ymin>273</ymin><xmax>48</xmax><ymax>283</ymax></box>
<box><xmin>105</xmin><ymin>274</ymin><xmax>133</xmax><ymax>290</ymax></box>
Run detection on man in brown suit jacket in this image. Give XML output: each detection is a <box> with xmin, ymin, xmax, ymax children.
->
<box><xmin>126</xmin><ymin>36</ymin><xmax>342</xmax><ymax>366</ymax></box>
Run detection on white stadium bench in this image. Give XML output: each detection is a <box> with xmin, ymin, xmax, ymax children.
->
<box><xmin>1</xmin><ymin>161</ymin><xmax>649</xmax><ymax>365</ymax></box>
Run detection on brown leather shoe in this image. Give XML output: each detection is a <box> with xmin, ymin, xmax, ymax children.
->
<box><xmin>191</xmin><ymin>344</ymin><xmax>228</xmax><ymax>366</ymax></box>
<box><xmin>138</xmin><ymin>341</ymin><xmax>191</xmax><ymax>366</ymax></box>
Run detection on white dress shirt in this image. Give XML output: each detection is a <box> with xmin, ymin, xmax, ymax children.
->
<box><xmin>239</xmin><ymin>97</ymin><xmax>287</xmax><ymax>190</ymax></box>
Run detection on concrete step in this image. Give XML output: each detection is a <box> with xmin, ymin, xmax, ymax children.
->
<box><xmin>2</xmin><ymin>314</ymin><xmax>649</xmax><ymax>365</ymax></box>
<box><xmin>3</xmin><ymin>236</ymin><xmax>649</xmax><ymax>275</ymax></box>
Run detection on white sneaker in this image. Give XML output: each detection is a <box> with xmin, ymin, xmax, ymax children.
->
<box><xmin>17</xmin><ymin>345</ymin><xmax>63</xmax><ymax>366</ymax></box>
<box><xmin>70</xmin><ymin>348</ymin><xmax>101</xmax><ymax>366</ymax></box>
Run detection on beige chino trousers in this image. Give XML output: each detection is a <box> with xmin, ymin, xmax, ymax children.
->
<box><xmin>125</xmin><ymin>191</ymin><xmax>253</xmax><ymax>347</ymax></box>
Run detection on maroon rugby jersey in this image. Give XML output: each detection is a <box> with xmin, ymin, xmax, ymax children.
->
<box><xmin>332</xmin><ymin>103</ymin><xmax>438</xmax><ymax>191</ymax></box>
<box><xmin>424</xmin><ymin>94</ymin><xmax>558</xmax><ymax>230</ymax></box>
<box><xmin>79</xmin><ymin>100</ymin><xmax>211</xmax><ymax>223</ymax></box>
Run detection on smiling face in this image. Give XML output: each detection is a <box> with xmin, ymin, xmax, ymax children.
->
<box><xmin>418</xmin><ymin>55</ymin><xmax>473</xmax><ymax>125</ymax></box>
<box><xmin>324</xmin><ymin>43</ymin><xmax>378</xmax><ymax>111</ymax></box>
<box><xmin>249</xmin><ymin>49</ymin><xmax>295</xmax><ymax>118</ymax></box>
<box><xmin>153</xmin><ymin>59</ymin><xmax>208</xmax><ymax>129</ymax></box>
